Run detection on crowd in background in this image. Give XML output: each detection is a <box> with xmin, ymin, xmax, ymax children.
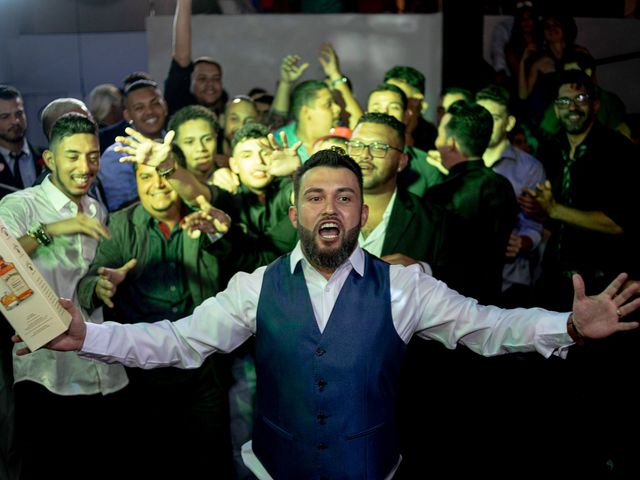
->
<box><xmin>0</xmin><ymin>0</ymin><xmax>639</xmax><ymax>478</ymax></box>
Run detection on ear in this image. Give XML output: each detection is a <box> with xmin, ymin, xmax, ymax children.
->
<box><xmin>288</xmin><ymin>204</ymin><xmax>298</xmax><ymax>228</ymax></box>
<box><xmin>506</xmin><ymin>114</ymin><xmax>517</xmax><ymax>133</ymax></box>
<box><xmin>592</xmin><ymin>98</ymin><xmax>601</xmax><ymax>114</ymax></box>
<box><xmin>360</xmin><ymin>203</ymin><xmax>369</xmax><ymax>228</ymax></box>
<box><xmin>397</xmin><ymin>152</ymin><xmax>409</xmax><ymax>172</ymax></box>
<box><xmin>43</xmin><ymin>149</ymin><xmax>56</xmax><ymax>172</ymax></box>
<box><xmin>123</xmin><ymin>109</ymin><xmax>131</xmax><ymax>123</ymax></box>
<box><xmin>421</xmin><ymin>99</ymin><xmax>429</xmax><ymax>114</ymax></box>
<box><xmin>228</xmin><ymin>156</ymin><xmax>240</xmax><ymax>174</ymax></box>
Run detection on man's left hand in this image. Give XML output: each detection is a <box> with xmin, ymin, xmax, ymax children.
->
<box><xmin>572</xmin><ymin>272</ymin><xmax>640</xmax><ymax>340</ymax></box>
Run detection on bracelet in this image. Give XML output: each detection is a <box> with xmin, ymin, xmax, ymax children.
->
<box><xmin>156</xmin><ymin>162</ymin><xmax>177</xmax><ymax>179</ymax></box>
<box><xmin>28</xmin><ymin>223</ymin><xmax>52</xmax><ymax>247</ymax></box>
<box><xmin>331</xmin><ymin>76</ymin><xmax>348</xmax><ymax>87</ymax></box>
<box><xmin>566</xmin><ymin>313</ymin><xmax>585</xmax><ymax>346</ymax></box>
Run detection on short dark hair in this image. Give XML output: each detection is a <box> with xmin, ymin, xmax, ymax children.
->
<box><xmin>383</xmin><ymin>66</ymin><xmax>426</xmax><ymax>95</ymax></box>
<box><xmin>194</xmin><ymin>57</ymin><xmax>223</xmax><ymax>75</ymax></box>
<box><xmin>355</xmin><ymin>112</ymin><xmax>406</xmax><ymax>147</ymax></box>
<box><xmin>49</xmin><ymin>113</ymin><xmax>98</xmax><ymax>150</ymax></box>
<box><xmin>441</xmin><ymin>86</ymin><xmax>474</xmax><ymax>102</ymax></box>
<box><xmin>553</xmin><ymin>70</ymin><xmax>596</xmax><ymax>99</ymax></box>
<box><xmin>231</xmin><ymin>123</ymin><xmax>270</xmax><ymax>152</ymax></box>
<box><xmin>444</xmin><ymin>100</ymin><xmax>493</xmax><ymax>158</ymax></box>
<box><xmin>290</xmin><ymin>80</ymin><xmax>329</xmax><ymax>122</ymax></box>
<box><xmin>0</xmin><ymin>85</ymin><xmax>21</xmax><ymax>101</ymax></box>
<box><xmin>293</xmin><ymin>149</ymin><xmax>363</xmax><ymax>206</ymax></box>
<box><xmin>168</xmin><ymin>105</ymin><xmax>220</xmax><ymax>136</ymax></box>
<box><xmin>122</xmin><ymin>72</ymin><xmax>153</xmax><ymax>91</ymax></box>
<box><xmin>475</xmin><ymin>84</ymin><xmax>514</xmax><ymax>115</ymax></box>
<box><xmin>367</xmin><ymin>83</ymin><xmax>408</xmax><ymax>111</ymax></box>
<box><xmin>124</xmin><ymin>79</ymin><xmax>160</xmax><ymax>98</ymax></box>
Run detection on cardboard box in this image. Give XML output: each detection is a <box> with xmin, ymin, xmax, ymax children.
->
<box><xmin>0</xmin><ymin>219</ymin><xmax>71</xmax><ymax>351</ymax></box>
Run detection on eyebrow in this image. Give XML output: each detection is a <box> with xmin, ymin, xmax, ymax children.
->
<box><xmin>64</xmin><ymin>149</ymin><xmax>99</xmax><ymax>155</ymax></box>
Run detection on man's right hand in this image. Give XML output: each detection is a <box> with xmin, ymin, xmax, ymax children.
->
<box><xmin>279</xmin><ymin>54</ymin><xmax>309</xmax><ymax>84</ymax></box>
<box><xmin>96</xmin><ymin>259</ymin><xmax>138</xmax><ymax>308</ymax></box>
<box><xmin>13</xmin><ymin>298</ymin><xmax>87</xmax><ymax>354</ymax></box>
<box><xmin>47</xmin><ymin>213</ymin><xmax>111</xmax><ymax>241</ymax></box>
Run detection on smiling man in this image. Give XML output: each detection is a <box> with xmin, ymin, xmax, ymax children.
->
<box><xmin>0</xmin><ymin>85</ymin><xmax>44</xmax><ymax>195</ymax></box>
<box><xmin>76</xmin><ymin>155</ymin><xmax>239</xmax><ymax>479</ymax></box>
<box><xmin>99</xmin><ymin>80</ymin><xmax>168</xmax><ymax>211</ymax></box>
<box><xmin>0</xmin><ymin>113</ymin><xmax>127</xmax><ymax>479</ymax></box>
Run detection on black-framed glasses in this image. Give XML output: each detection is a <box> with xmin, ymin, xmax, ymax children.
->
<box><xmin>554</xmin><ymin>94</ymin><xmax>590</xmax><ymax>109</ymax></box>
<box><xmin>347</xmin><ymin>140</ymin><xmax>403</xmax><ymax>158</ymax></box>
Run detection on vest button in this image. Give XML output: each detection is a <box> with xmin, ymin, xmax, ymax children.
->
<box><xmin>316</xmin><ymin>379</ymin><xmax>327</xmax><ymax>391</ymax></box>
<box><xmin>315</xmin><ymin>347</ymin><xmax>326</xmax><ymax>356</ymax></box>
<box><xmin>317</xmin><ymin>442</ymin><xmax>328</xmax><ymax>450</ymax></box>
<box><xmin>317</xmin><ymin>412</ymin><xmax>329</xmax><ymax>424</ymax></box>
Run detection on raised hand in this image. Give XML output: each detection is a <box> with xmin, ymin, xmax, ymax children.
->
<box><xmin>13</xmin><ymin>298</ymin><xmax>87</xmax><ymax>355</ymax></box>
<box><xmin>96</xmin><ymin>258</ymin><xmax>138</xmax><ymax>308</ymax></box>
<box><xmin>259</xmin><ymin>132</ymin><xmax>302</xmax><ymax>177</ymax></box>
<box><xmin>572</xmin><ymin>273</ymin><xmax>640</xmax><ymax>340</ymax></box>
<box><xmin>47</xmin><ymin>213</ymin><xmax>111</xmax><ymax>241</ymax></box>
<box><xmin>115</xmin><ymin>128</ymin><xmax>176</xmax><ymax>168</ymax></box>
<box><xmin>279</xmin><ymin>54</ymin><xmax>309</xmax><ymax>84</ymax></box>
<box><xmin>212</xmin><ymin>167</ymin><xmax>240</xmax><ymax>194</ymax></box>
<box><xmin>181</xmin><ymin>195</ymin><xmax>231</xmax><ymax>238</ymax></box>
<box><xmin>318</xmin><ymin>43</ymin><xmax>341</xmax><ymax>80</ymax></box>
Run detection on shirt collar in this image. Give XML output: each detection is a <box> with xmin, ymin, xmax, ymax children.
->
<box><xmin>41</xmin><ymin>175</ymin><xmax>97</xmax><ymax>216</ymax></box>
<box><xmin>0</xmin><ymin>139</ymin><xmax>29</xmax><ymax>160</ymax></box>
<box><xmin>289</xmin><ymin>241</ymin><xmax>365</xmax><ymax>277</ymax></box>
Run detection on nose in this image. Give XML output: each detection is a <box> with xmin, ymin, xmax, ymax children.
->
<box><xmin>198</xmin><ymin>138</ymin><xmax>209</xmax><ymax>152</ymax></box>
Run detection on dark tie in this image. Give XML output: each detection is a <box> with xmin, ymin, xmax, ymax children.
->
<box><xmin>9</xmin><ymin>151</ymin><xmax>24</xmax><ymax>189</ymax></box>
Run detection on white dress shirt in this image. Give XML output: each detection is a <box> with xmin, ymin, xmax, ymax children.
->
<box><xmin>358</xmin><ymin>189</ymin><xmax>432</xmax><ymax>275</ymax></box>
<box><xmin>0</xmin><ymin>176</ymin><xmax>127</xmax><ymax>395</ymax></box>
<box><xmin>81</xmin><ymin>241</ymin><xmax>572</xmax><ymax>477</ymax></box>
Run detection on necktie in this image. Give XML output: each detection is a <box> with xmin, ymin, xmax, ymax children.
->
<box><xmin>9</xmin><ymin>151</ymin><xmax>24</xmax><ymax>189</ymax></box>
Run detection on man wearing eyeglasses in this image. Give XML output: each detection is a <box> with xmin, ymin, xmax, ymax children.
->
<box><xmin>521</xmin><ymin>70</ymin><xmax>639</xmax><ymax>310</ymax></box>
<box><xmin>348</xmin><ymin>112</ymin><xmax>463</xmax><ymax>288</ymax></box>
<box><xmin>520</xmin><ymin>69</ymin><xmax>640</xmax><ymax>477</ymax></box>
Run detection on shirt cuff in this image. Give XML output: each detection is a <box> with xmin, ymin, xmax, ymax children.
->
<box><xmin>534</xmin><ymin>312</ymin><xmax>574</xmax><ymax>359</ymax></box>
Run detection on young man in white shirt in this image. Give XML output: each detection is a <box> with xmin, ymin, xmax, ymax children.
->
<box><xmin>0</xmin><ymin>113</ymin><xmax>127</xmax><ymax>480</ymax></box>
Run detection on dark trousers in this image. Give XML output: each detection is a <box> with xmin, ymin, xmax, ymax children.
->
<box><xmin>120</xmin><ymin>356</ymin><xmax>234</xmax><ymax>479</ymax></box>
<box><xmin>14</xmin><ymin>380</ymin><xmax>126</xmax><ymax>480</ymax></box>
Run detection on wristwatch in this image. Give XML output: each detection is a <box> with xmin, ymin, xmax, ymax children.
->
<box><xmin>156</xmin><ymin>162</ymin><xmax>177</xmax><ymax>179</ymax></box>
<box><xmin>28</xmin><ymin>223</ymin><xmax>52</xmax><ymax>246</ymax></box>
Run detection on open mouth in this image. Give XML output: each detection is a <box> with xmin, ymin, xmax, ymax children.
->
<box><xmin>318</xmin><ymin>221</ymin><xmax>340</xmax><ymax>240</ymax></box>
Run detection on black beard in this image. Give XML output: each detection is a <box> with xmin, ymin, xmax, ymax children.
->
<box><xmin>298</xmin><ymin>221</ymin><xmax>360</xmax><ymax>272</ymax></box>
<box><xmin>559</xmin><ymin>111</ymin><xmax>592</xmax><ymax>135</ymax></box>
<box><xmin>0</xmin><ymin>127</ymin><xmax>25</xmax><ymax>145</ymax></box>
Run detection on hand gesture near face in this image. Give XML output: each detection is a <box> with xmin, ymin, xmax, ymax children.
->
<box><xmin>115</xmin><ymin>128</ymin><xmax>176</xmax><ymax>169</ymax></box>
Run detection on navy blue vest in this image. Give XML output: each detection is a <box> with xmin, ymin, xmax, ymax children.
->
<box><xmin>253</xmin><ymin>252</ymin><xmax>406</xmax><ymax>479</ymax></box>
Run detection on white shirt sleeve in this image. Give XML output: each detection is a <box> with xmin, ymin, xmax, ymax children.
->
<box><xmin>389</xmin><ymin>264</ymin><xmax>572</xmax><ymax>358</ymax></box>
<box><xmin>80</xmin><ymin>267</ymin><xmax>266</xmax><ymax>368</ymax></box>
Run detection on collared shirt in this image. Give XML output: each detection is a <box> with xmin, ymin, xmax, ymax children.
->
<box><xmin>490</xmin><ymin>144</ymin><xmax>546</xmax><ymax>289</ymax></box>
<box><xmin>0</xmin><ymin>139</ymin><xmax>36</xmax><ymax>188</ymax></box>
<box><xmin>98</xmin><ymin>141</ymin><xmax>138</xmax><ymax>212</ymax></box>
<box><xmin>358</xmin><ymin>189</ymin><xmax>432</xmax><ymax>275</ymax></box>
<box><xmin>0</xmin><ymin>176</ymin><xmax>128</xmax><ymax>395</ymax></box>
<box><xmin>80</xmin><ymin>243</ymin><xmax>572</xmax><ymax>477</ymax></box>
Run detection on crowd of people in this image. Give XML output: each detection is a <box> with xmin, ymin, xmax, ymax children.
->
<box><xmin>1</xmin><ymin>0</ymin><xmax>639</xmax><ymax>479</ymax></box>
